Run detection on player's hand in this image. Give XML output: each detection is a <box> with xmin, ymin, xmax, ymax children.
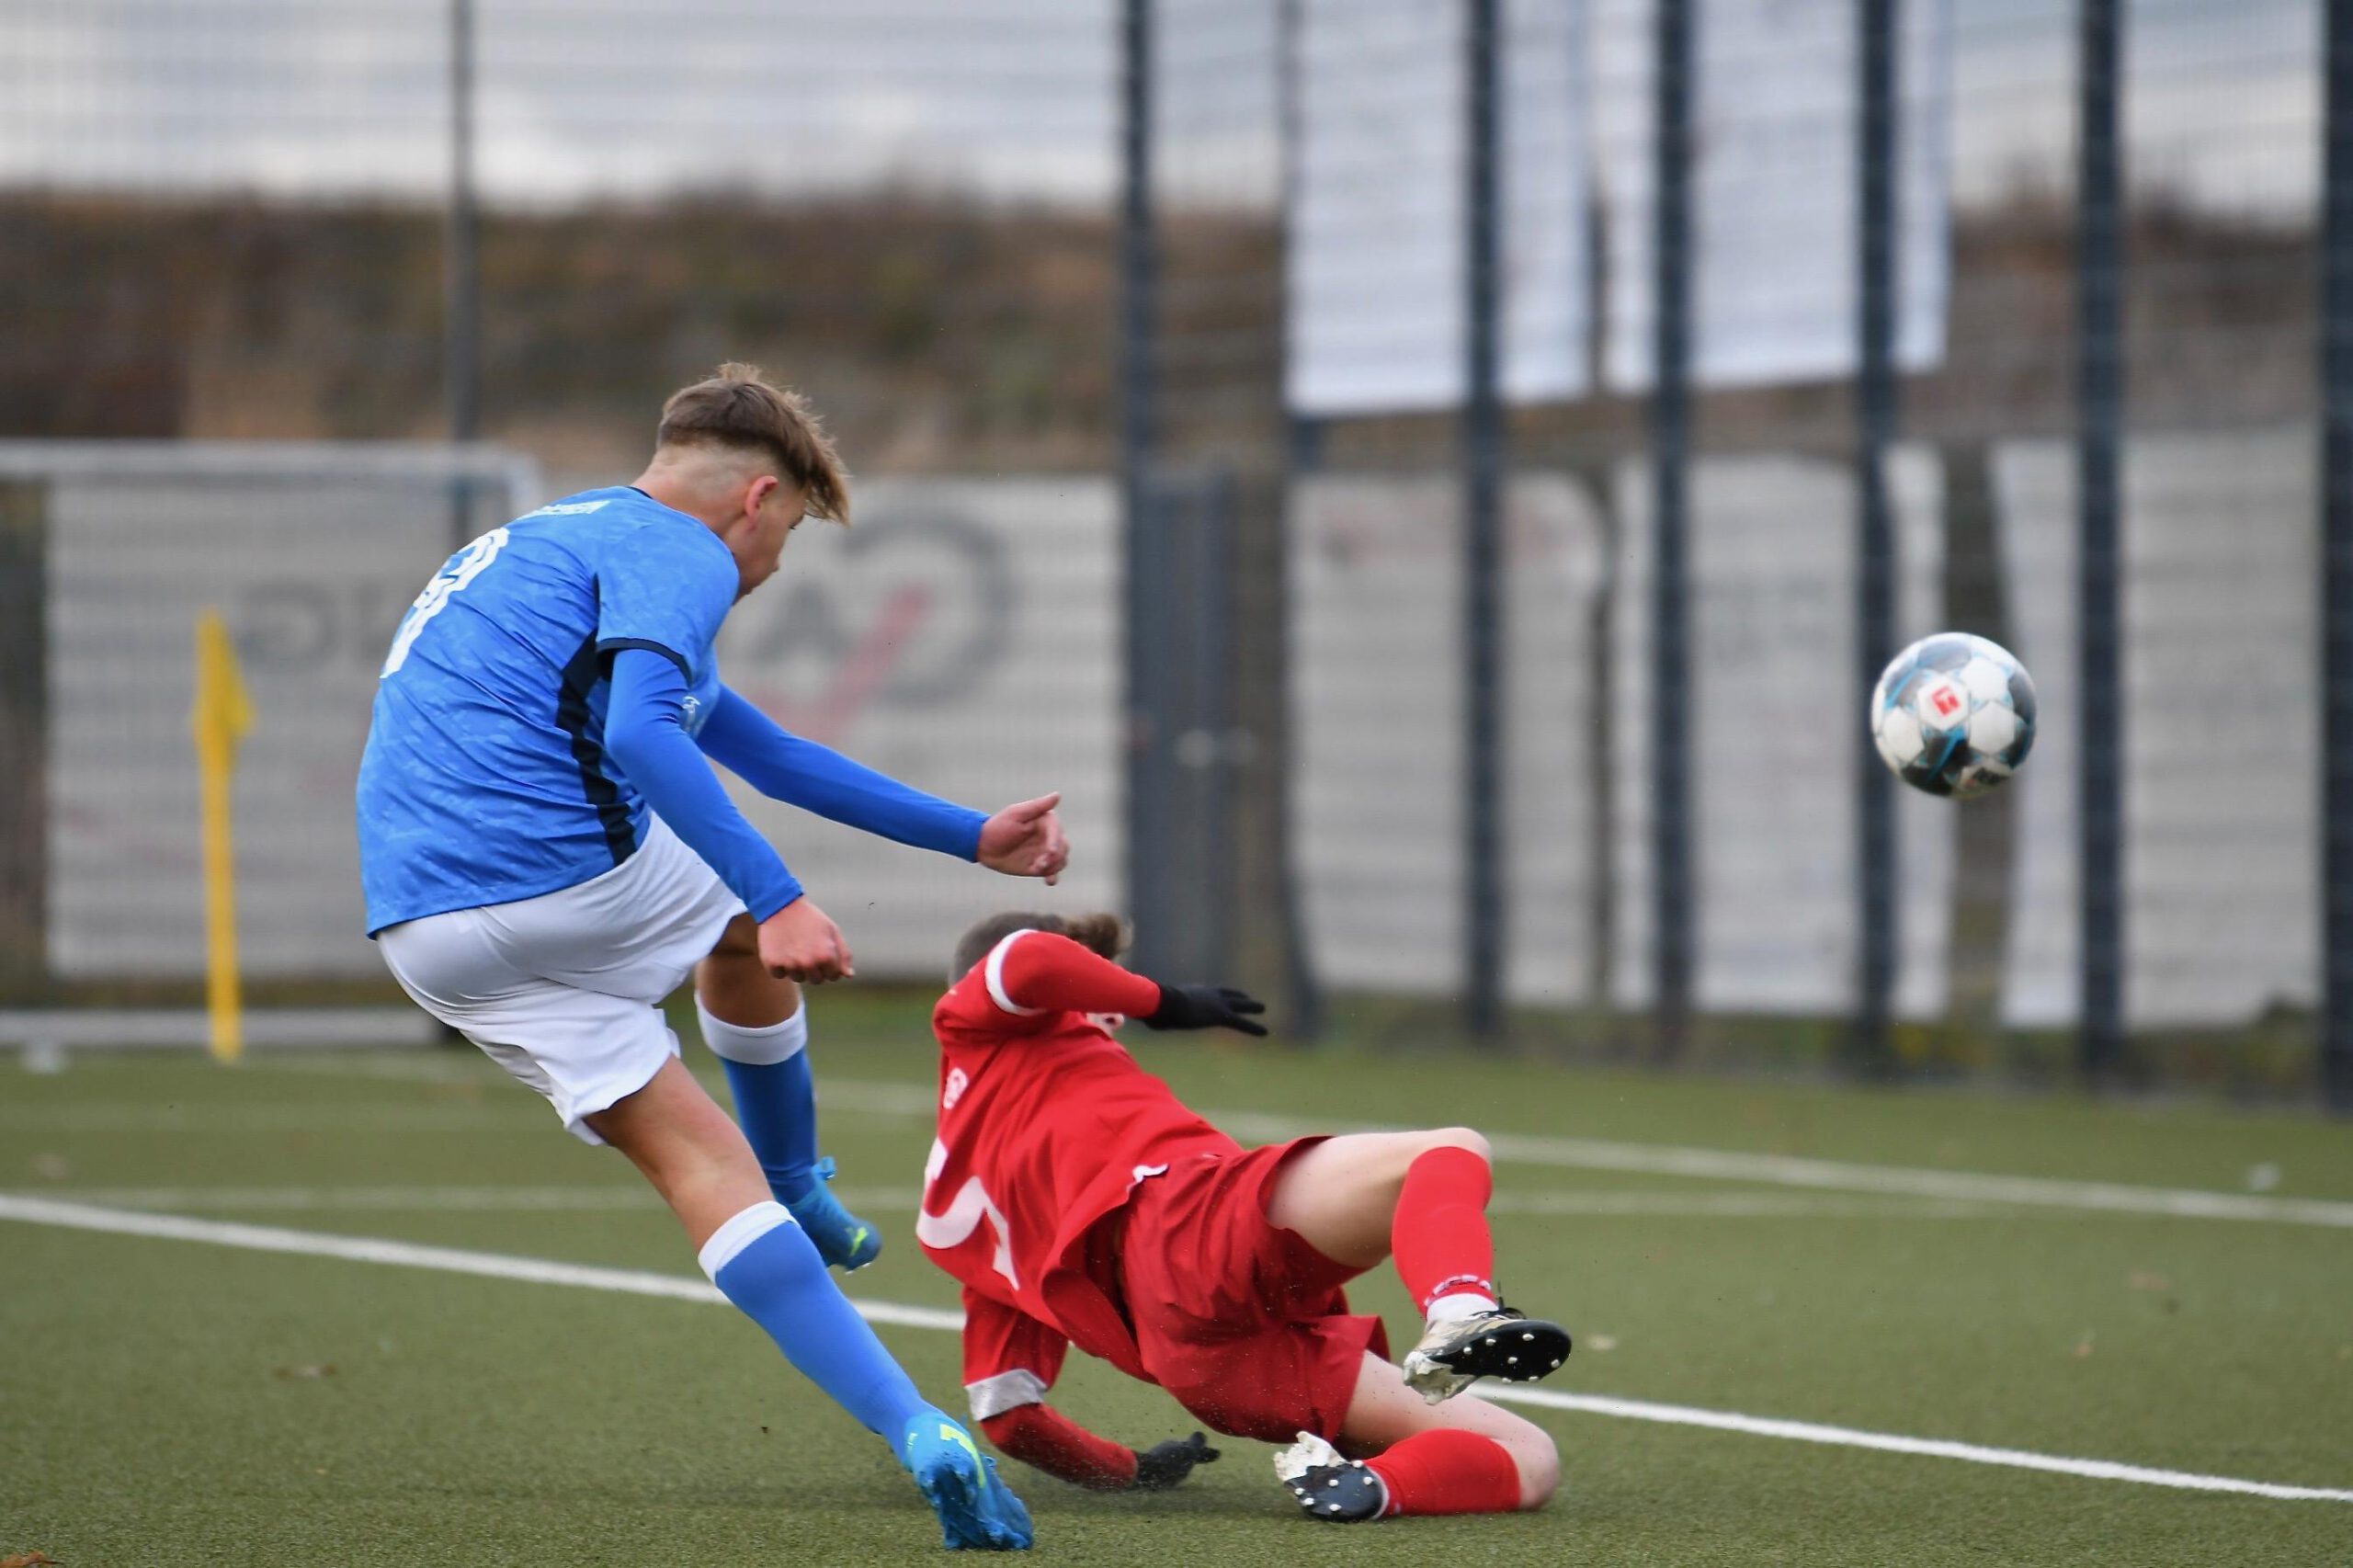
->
<box><xmin>1131</xmin><ymin>1432</ymin><xmax>1220</xmax><ymax>1491</ymax></box>
<box><xmin>977</xmin><ymin>791</ymin><xmax>1069</xmax><ymax>886</ymax></box>
<box><xmin>757</xmin><ymin>897</ymin><xmax>854</xmax><ymax>983</ymax></box>
<box><xmin>1144</xmin><ymin>983</ymin><xmax>1268</xmax><ymax>1037</ymax></box>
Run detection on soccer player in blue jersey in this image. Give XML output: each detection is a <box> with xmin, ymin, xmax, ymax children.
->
<box><xmin>356</xmin><ymin>364</ymin><xmax>1054</xmax><ymax>1550</ymax></box>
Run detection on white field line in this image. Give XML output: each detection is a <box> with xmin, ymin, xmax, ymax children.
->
<box><xmin>0</xmin><ymin>1193</ymin><xmax>952</xmax><ymax>1333</ymax></box>
<box><xmin>4</xmin><ymin>1196</ymin><xmax>2349</xmax><ymax>1506</ymax></box>
<box><xmin>0</xmin><ymin>1184</ymin><xmax>2025</xmax><ymax>1221</ymax></box>
<box><xmin>809</xmin><ymin>1081</ymin><xmax>2353</xmax><ymax>1230</ymax></box>
<box><xmin>1476</xmin><ymin>1386</ymin><xmax>2353</xmax><ymax>1504</ymax></box>
<box><xmin>0</xmin><ymin>1105</ymin><xmax>543</xmax><ymax>1132</ymax></box>
<box><xmin>1483</xmin><ymin>1190</ymin><xmax>2006</xmax><ymax>1219</ymax></box>
<box><xmin>22</xmin><ymin>1070</ymin><xmax>2353</xmax><ymax>1229</ymax></box>
<box><xmin>1209</xmin><ymin>1111</ymin><xmax>2353</xmax><ymax>1230</ymax></box>
<box><xmin>0</xmin><ymin>1185</ymin><xmax>675</xmax><ymax>1212</ymax></box>
<box><xmin>251</xmin><ymin>1053</ymin><xmax>508</xmax><ymax>1084</ymax></box>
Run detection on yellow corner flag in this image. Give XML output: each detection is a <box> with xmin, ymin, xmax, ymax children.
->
<box><xmin>193</xmin><ymin>608</ymin><xmax>255</xmax><ymax>1064</ymax></box>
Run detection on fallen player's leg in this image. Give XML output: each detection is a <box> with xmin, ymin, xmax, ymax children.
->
<box><xmin>1275</xmin><ymin>1350</ymin><xmax>1559</xmax><ymax>1522</ymax></box>
<box><xmin>1265</xmin><ymin>1128</ymin><xmax>1571</xmax><ymax>1402</ymax></box>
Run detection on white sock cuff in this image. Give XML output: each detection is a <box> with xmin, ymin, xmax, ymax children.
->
<box><xmin>698</xmin><ymin>1199</ymin><xmax>794</xmax><ymax>1279</ymax></box>
<box><xmin>697</xmin><ymin>1002</ymin><xmax>809</xmax><ymax>1066</ymax></box>
<box><xmin>1424</xmin><ymin>1290</ymin><xmax>1501</xmax><ymax>1324</ymax></box>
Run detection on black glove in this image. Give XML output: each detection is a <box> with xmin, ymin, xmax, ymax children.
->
<box><xmin>1131</xmin><ymin>1431</ymin><xmax>1221</xmax><ymax>1491</ymax></box>
<box><xmin>1144</xmin><ymin>983</ymin><xmax>1269</xmax><ymax>1037</ymax></box>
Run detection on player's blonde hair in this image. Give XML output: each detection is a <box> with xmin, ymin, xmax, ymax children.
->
<box><xmin>949</xmin><ymin>911</ymin><xmax>1131</xmax><ymax>985</ymax></box>
<box><xmin>656</xmin><ymin>362</ymin><xmax>851</xmax><ymax>524</ymax></box>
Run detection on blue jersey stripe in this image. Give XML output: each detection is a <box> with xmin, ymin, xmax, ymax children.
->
<box><xmin>556</xmin><ymin>628</ymin><xmax>640</xmax><ymax>869</ymax></box>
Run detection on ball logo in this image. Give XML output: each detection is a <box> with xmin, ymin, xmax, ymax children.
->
<box><xmin>1920</xmin><ymin>676</ymin><xmax>1964</xmax><ymax>723</ymax></box>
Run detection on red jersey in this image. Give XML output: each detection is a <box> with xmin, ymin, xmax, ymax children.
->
<box><xmin>916</xmin><ymin>928</ymin><xmax>1236</xmax><ymax>1389</ymax></box>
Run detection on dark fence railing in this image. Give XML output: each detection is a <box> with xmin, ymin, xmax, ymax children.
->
<box><xmin>1</xmin><ymin>0</ymin><xmax>2343</xmax><ymax>1103</ymax></box>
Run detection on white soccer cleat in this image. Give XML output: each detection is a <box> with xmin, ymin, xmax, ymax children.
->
<box><xmin>1401</xmin><ymin>1305</ymin><xmax>1573</xmax><ymax>1405</ymax></box>
<box><xmin>1273</xmin><ymin>1431</ymin><xmax>1346</xmax><ymax>1485</ymax></box>
<box><xmin>1273</xmin><ymin>1431</ymin><xmax>1388</xmax><ymax>1523</ymax></box>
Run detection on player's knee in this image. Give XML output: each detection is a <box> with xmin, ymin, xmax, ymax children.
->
<box><xmin>708</xmin><ymin>914</ymin><xmax>759</xmax><ymax>960</ymax></box>
<box><xmin>1423</xmin><ymin>1125</ymin><xmax>1492</xmax><ymax>1165</ymax></box>
<box><xmin>1509</xmin><ymin>1425</ymin><xmax>1561</xmax><ymax>1510</ymax></box>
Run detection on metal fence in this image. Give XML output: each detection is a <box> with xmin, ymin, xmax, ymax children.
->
<box><xmin>0</xmin><ymin>0</ymin><xmax>1129</xmax><ymax>1002</ymax></box>
<box><xmin>1132</xmin><ymin>0</ymin><xmax>2347</xmax><ymax>1102</ymax></box>
<box><xmin>1</xmin><ymin>0</ymin><xmax>2346</xmax><ymax>1102</ymax></box>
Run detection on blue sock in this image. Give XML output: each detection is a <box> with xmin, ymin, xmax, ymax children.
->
<box><xmin>699</xmin><ymin>1202</ymin><xmax>931</xmax><ymax>1438</ymax></box>
<box><xmin>700</xmin><ymin>1003</ymin><xmax>819</xmax><ymax>1201</ymax></box>
<box><xmin>722</xmin><ymin>1051</ymin><xmax>820</xmax><ymax>1200</ymax></box>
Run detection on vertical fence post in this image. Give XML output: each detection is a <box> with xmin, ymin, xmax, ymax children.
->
<box><xmin>446</xmin><ymin>0</ymin><xmax>480</xmax><ymax>452</ymax></box>
<box><xmin>2323</xmin><ymin>0</ymin><xmax>2353</xmax><ymax>1113</ymax></box>
<box><xmin>445</xmin><ymin>0</ymin><xmax>481</xmax><ymax>550</ymax></box>
<box><xmin>1650</xmin><ymin>0</ymin><xmax>1695</xmax><ymax>1060</ymax></box>
<box><xmin>1126</xmin><ymin>472</ymin><xmax>1234</xmax><ymax>983</ymax></box>
<box><xmin>2075</xmin><ymin>0</ymin><xmax>2126</xmax><ymax>1082</ymax></box>
<box><xmin>430</xmin><ymin>0</ymin><xmax>482</xmax><ymax>1051</ymax></box>
<box><xmin>1276</xmin><ymin>0</ymin><xmax>1327</xmax><ymax>1040</ymax></box>
<box><xmin>1120</xmin><ymin>0</ymin><xmax>1163</xmax><ymax>960</ymax></box>
<box><xmin>1462</xmin><ymin>0</ymin><xmax>1506</xmax><ymax>1040</ymax></box>
<box><xmin>0</xmin><ymin>484</ymin><xmax>45</xmax><ymax>977</ymax></box>
<box><xmin>1851</xmin><ymin>0</ymin><xmax>1900</xmax><ymax>1074</ymax></box>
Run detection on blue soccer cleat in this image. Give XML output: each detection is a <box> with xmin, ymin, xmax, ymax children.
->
<box><xmin>903</xmin><ymin>1412</ymin><xmax>1035</xmax><ymax>1551</ymax></box>
<box><xmin>784</xmin><ymin>1156</ymin><xmax>883</xmax><ymax>1271</ymax></box>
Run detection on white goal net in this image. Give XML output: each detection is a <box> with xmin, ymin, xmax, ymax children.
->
<box><xmin>2</xmin><ymin>441</ymin><xmax>541</xmax><ymax>982</ymax></box>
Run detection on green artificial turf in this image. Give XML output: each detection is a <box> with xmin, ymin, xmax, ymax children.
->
<box><xmin>3</xmin><ymin>1006</ymin><xmax>2350</xmax><ymax>1566</ymax></box>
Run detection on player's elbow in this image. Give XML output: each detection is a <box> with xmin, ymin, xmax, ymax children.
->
<box><xmin>602</xmin><ymin>711</ymin><xmax>676</xmax><ymax>782</ymax></box>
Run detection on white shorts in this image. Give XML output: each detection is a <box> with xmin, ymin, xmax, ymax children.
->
<box><xmin>378</xmin><ymin>815</ymin><xmax>747</xmax><ymax>1145</ymax></box>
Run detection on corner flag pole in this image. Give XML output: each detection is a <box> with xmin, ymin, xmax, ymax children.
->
<box><xmin>193</xmin><ymin>609</ymin><xmax>255</xmax><ymax>1064</ymax></box>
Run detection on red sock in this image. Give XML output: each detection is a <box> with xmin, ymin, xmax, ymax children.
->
<box><xmin>1365</xmin><ymin>1428</ymin><xmax>1525</xmax><ymax>1517</ymax></box>
<box><xmin>1392</xmin><ymin>1145</ymin><xmax>1496</xmax><ymax>1313</ymax></box>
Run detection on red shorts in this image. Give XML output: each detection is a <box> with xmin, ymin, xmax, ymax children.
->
<box><xmin>1109</xmin><ymin>1136</ymin><xmax>1390</xmax><ymax>1444</ymax></box>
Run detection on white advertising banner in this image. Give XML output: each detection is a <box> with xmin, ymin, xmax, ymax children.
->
<box><xmin>1608</xmin><ymin>449</ymin><xmax>1951</xmax><ymax>1016</ymax></box>
<box><xmin>1994</xmin><ymin>431</ymin><xmax>2318</xmax><ymax>1028</ymax></box>
<box><xmin>46</xmin><ymin>467</ymin><xmax>514</xmax><ymax>978</ymax></box>
<box><xmin>1596</xmin><ymin>0</ymin><xmax>1952</xmax><ymax>390</ymax></box>
<box><xmin>713</xmin><ymin>478</ymin><xmax>1122</xmax><ymax>979</ymax></box>
<box><xmin>1290</xmin><ymin>473</ymin><xmax>1608</xmax><ymax>1000</ymax></box>
<box><xmin>1286</xmin><ymin>0</ymin><xmax>1591</xmax><ymax>415</ymax></box>
<box><xmin>45</xmin><ymin>466</ymin><xmax>1118</xmax><ymax>983</ymax></box>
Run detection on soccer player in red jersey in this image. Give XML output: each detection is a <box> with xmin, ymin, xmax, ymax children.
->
<box><xmin>915</xmin><ymin>911</ymin><xmax>1571</xmax><ymax>1524</ymax></box>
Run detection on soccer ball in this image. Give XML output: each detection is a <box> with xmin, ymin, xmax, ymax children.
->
<box><xmin>1870</xmin><ymin>632</ymin><xmax>2037</xmax><ymax>800</ymax></box>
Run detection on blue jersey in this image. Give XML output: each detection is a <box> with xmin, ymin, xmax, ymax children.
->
<box><xmin>358</xmin><ymin>486</ymin><xmax>736</xmax><ymax>934</ymax></box>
